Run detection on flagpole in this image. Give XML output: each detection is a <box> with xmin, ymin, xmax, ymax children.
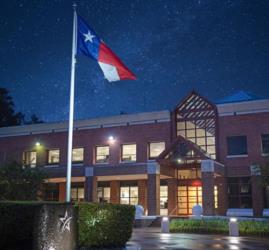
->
<box><xmin>66</xmin><ymin>3</ymin><xmax>77</xmax><ymax>202</ymax></box>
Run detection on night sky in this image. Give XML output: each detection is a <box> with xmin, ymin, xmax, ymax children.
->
<box><xmin>1</xmin><ymin>0</ymin><xmax>269</xmax><ymax>122</ymax></box>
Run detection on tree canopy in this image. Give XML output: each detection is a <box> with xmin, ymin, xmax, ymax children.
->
<box><xmin>0</xmin><ymin>161</ymin><xmax>46</xmax><ymax>200</ymax></box>
<box><xmin>0</xmin><ymin>87</ymin><xmax>43</xmax><ymax>127</ymax></box>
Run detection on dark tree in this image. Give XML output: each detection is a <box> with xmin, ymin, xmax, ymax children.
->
<box><xmin>0</xmin><ymin>87</ymin><xmax>43</xmax><ymax>127</ymax></box>
<box><xmin>25</xmin><ymin>114</ymin><xmax>43</xmax><ymax>124</ymax></box>
<box><xmin>0</xmin><ymin>161</ymin><xmax>46</xmax><ymax>200</ymax></box>
<box><xmin>0</xmin><ymin>87</ymin><xmax>24</xmax><ymax>127</ymax></box>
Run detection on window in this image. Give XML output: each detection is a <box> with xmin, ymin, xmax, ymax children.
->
<box><xmin>261</xmin><ymin>134</ymin><xmax>269</xmax><ymax>155</ymax></box>
<box><xmin>121</xmin><ymin>144</ymin><xmax>136</xmax><ymax>162</ymax></box>
<box><xmin>71</xmin><ymin>184</ymin><xmax>84</xmax><ymax>202</ymax></box>
<box><xmin>120</xmin><ymin>186</ymin><xmax>138</xmax><ymax>205</ymax></box>
<box><xmin>72</xmin><ymin>148</ymin><xmax>84</xmax><ymax>163</ymax></box>
<box><xmin>228</xmin><ymin>177</ymin><xmax>252</xmax><ymax>208</ymax></box>
<box><xmin>47</xmin><ymin>149</ymin><xmax>60</xmax><ymax>164</ymax></box>
<box><xmin>97</xmin><ymin>187</ymin><xmax>110</xmax><ymax>203</ymax></box>
<box><xmin>23</xmin><ymin>151</ymin><xmax>37</xmax><ymax>167</ymax></box>
<box><xmin>96</xmin><ymin>146</ymin><xmax>109</xmax><ymax>164</ymax></box>
<box><xmin>227</xmin><ymin>136</ymin><xmax>247</xmax><ymax>156</ymax></box>
<box><xmin>44</xmin><ymin>183</ymin><xmax>59</xmax><ymax>201</ymax></box>
<box><xmin>160</xmin><ymin>186</ymin><xmax>168</xmax><ymax>215</ymax></box>
<box><xmin>149</xmin><ymin>142</ymin><xmax>165</xmax><ymax>159</ymax></box>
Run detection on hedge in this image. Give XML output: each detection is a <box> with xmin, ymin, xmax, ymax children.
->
<box><xmin>170</xmin><ymin>218</ymin><xmax>269</xmax><ymax>236</ymax></box>
<box><xmin>0</xmin><ymin>201</ymin><xmax>43</xmax><ymax>249</ymax></box>
<box><xmin>77</xmin><ymin>202</ymin><xmax>135</xmax><ymax>248</ymax></box>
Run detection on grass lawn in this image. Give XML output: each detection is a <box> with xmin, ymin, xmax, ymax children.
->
<box><xmin>170</xmin><ymin>219</ymin><xmax>269</xmax><ymax>237</ymax></box>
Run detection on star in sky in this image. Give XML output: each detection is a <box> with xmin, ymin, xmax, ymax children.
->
<box><xmin>83</xmin><ymin>31</ymin><xmax>95</xmax><ymax>43</ymax></box>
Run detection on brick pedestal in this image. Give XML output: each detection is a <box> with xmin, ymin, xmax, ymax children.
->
<box><xmin>167</xmin><ymin>178</ymin><xmax>178</xmax><ymax>215</ymax></box>
<box><xmin>110</xmin><ymin>180</ymin><xmax>120</xmax><ymax>204</ymax></box>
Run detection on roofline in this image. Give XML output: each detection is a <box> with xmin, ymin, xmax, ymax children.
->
<box><xmin>0</xmin><ymin>110</ymin><xmax>171</xmax><ymax>138</ymax></box>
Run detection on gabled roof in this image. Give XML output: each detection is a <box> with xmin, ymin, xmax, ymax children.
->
<box><xmin>216</xmin><ymin>91</ymin><xmax>266</xmax><ymax>104</ymax></box>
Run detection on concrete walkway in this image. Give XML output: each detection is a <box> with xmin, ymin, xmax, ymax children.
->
<box><xmin>125</xmin><ymin>227</ymin><xmax>269</xmax><ymax>250</ymax></box>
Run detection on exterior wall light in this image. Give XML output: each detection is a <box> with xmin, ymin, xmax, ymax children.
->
<box><xmin>177</xmin><ymin>158</ymin><xmax>182</xmax><ymax>163</ymax></box>
<box><xmin>35</xmin><ymin>142</ymin><xmax>41</xmax><ymax>147</ymax></box>
<box><xmin>108</xmin><ymin>136</ymin><xmax>115</xmax><ymax>144</ymax></box>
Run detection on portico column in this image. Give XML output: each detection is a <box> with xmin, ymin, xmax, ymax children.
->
<box><xmin>110</xmin><ymin>180</ymin><xmax>120</xmax><ymax>204</ymax></box>
<box><xmin>201</xmin><ymin>160</ymin><xmax>215</xmax><ymax>216</ymax></box>
<box><xmin>147</xmin><ymin>162</ymin><xmax>160</xmax><ymax>215</ymax></box>
<box><xmin>84</xmin><ymin>167</ymin><xmax>97</xmax><ymax>202</ymax></box>
<box><xmin>167</xmin><ymin>178</ymin><xmax>178</xmax><ymax>215</ymax></box>
<box><xmin>138</xmin><ymin>180</ymin><xmax>147</xmax><ymax>211</ymax></box>
<box><xmin>251</xmin><ymin>165</ymin><xmax>264</xmax><ymax>217</ymax></box>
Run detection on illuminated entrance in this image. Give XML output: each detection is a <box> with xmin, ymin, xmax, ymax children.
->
<box><xmin>178</xmin><ymin>185</ymin><xmax>218</xmax><ymax>215</ymax></box>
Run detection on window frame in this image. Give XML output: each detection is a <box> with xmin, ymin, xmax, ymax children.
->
<box><xmin>121</xmin><ymin>143</ymin><xmax>137</xmax><ymax>163</ymax></box>
<box><xmin>72</xmin><ymin>147</ymin><xmax>84</xmax><ymax>164</ymax></box>
<box><xmin>120</xmin><ymin>185</ymin><xmax>138</xmax><ymax>205</ymax></box>
<box><xmin>148</xmin><ymin>141</ymin><xmax>165</xmax><ymax>160</ymax></box>
<box><xmin>95</xmin><ymin>145</ymin><xmax>110</xmax><ymax>164</ymax></box>
<box><xmin>261</xmin><ymin>134</ymin><xmax>269</xmax><ymax>156</ymax></box>
<box><xmin>23</xmin><ymin>150</ymin><xmax>37</xmax><ymax>168</ymax></box>
<box><xmin>226</xmin><ymin>135</ymin><xmax>248</xmax><ymax>157</ymax></box>
<box><xmin>47</xmin><ymin>148</ymin><xmax>60</xmax><ymax>165</ymax></box>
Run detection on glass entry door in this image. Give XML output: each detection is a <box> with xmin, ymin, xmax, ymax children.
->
<box><xmin>178</xmin><ymin>186</ymin><xmax>202</xmax><ymax>215</ymax></box>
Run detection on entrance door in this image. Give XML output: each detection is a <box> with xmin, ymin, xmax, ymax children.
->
<box><xmin>178</xmin><ymin>186</ymin><xmax>202</xmax><ymax>215</ymax></box>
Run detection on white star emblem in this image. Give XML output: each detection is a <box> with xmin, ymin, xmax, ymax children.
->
<box><xmin>83</xmin><ymin>30</ymin><xmax>95</xmax><ymax>43</ymax></box>
<box><xmin>59</xmin><ymin>210</ymin><xmax>72</xmax><ymax>233</ymax></box>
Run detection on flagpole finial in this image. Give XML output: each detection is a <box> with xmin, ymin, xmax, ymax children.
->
<box><xmin>72</xmin><ymin>2</ymin><xmax>77</xmax><ymax>10</ymax></box>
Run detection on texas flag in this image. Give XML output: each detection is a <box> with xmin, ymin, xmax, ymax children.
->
<box><xmin>77</xmin><ymin>15</ymin><xmax>136</xmax><ymax>82</ymax></box>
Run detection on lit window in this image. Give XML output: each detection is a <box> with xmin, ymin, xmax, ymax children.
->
<box><xmin>149</xmin><ymin>142</ymin><xmax>165</xmax><ymax>159</ymax></box>
<box><xmin>71</xmin><ymin>187</ymin><xmax>84</xmax><ymax>202</ymax></box>
<box><xmin>120</xmin><ymin>186</ymin><xmax>138</xmax><ymax>205</ymax></box>
<box><xmin>96</xmin><ymin>146</ymin><xmax>109</xmax><ymax>164</ymax></box>
<box><xmin>97</xmin><ymin>187</ymin><xmax>110</xmax><ymax>203</ymax></box>
<box><xmin>23</xmin><ymin>151</ymin><xmax>37</xmax><ymax>167</ymax></box>
<box><xmin>47</xmin><ymin>149</ymin><xmax>60</xmax><ymax>164</ymax></box>
<box><xmin>261</xmin><ymin>134</ymin><xmax>269</xmax><ymax>155</ymax></box>
<box><xmin>227</xmin><ymin>136</ymin><xmax>247</xmax><ymax>156</ymax></box>
<box><xmin>121</xmin><ymin>144</ymin><xmax>136</xmax><ymax>162</ymax></box>
<box><xmin>72</xmin><ymin>148</ymin><xmax>84</xmax><ymax>163</ymax></box>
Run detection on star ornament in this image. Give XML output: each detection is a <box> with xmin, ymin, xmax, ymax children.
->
<box><xmin>83</xmin><ymin>30</ymin><xmax>95</xmax><ymax>43</ymax></box>
<box><xmin>59</xmin><ymin>210</ymin><xmax>72</xmax><ymax>233</ymax></box>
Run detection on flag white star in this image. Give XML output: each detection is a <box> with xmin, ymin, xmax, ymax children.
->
<box><xmin>83</xmin><ymin>31</ymin><xmax>95</xmax><ymax>43</ymax></box>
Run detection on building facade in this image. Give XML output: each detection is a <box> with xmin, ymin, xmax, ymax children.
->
<box><xmin>0</xmin><ymin>91</ymin><xmax>269</xmax><ymax>216</ymax></box>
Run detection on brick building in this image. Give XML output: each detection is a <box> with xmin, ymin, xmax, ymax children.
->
<box><xmin>0</xmin><ymin>90</ymin><xmax>268</xmax><ymax>216</ymax></box>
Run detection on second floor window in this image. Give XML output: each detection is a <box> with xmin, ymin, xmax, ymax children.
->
<box><xmin>72</xmin><ymin>148</ymin><xmax>84</xmax><ymax>163</ymax></box>
<box><xmin>149</xmin><ymin>142</ymin><xmax>165</xmax><ymax>159</ymax></box>
<box><xmin>23</xmin><ymin>151</ymin><xmax>37</xmax><ymax>167</ymax></box>
<box><xmin>48</xmin><ymin>149</ymin><xmax>60</xmax><ymax>164</ymax></box>
<box><xmin>227</xmin><ymin>136</ymin><xmax>247</xmax><ymax>156</ymax></box>
<box><xmin>96</xmin><ymin>146</ymin><xmax>109</xmax><ymax>164</ymax></box>
<box><xmin>121</xmin><ymin>144</ymin><xmax>136</xmax><ymax>162</ymax></box>
<box><xmin>262</xmin><ymin>134</ymin><xmax>269</xmax><ymax>155</ymax></box>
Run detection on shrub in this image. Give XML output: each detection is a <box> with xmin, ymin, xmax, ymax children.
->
<box><xmin>77</xmin><ymin>202</ymin><xmax>135</xmax><ymax>248</ymax></box>
<box><xmin>170</xmin><ymin>218</ymin><xmax>269</xmax><ymax>236</ymax></box>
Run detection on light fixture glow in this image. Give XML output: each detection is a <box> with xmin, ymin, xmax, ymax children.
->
<box><xmin>35</xmin><ymin>142</ymin><xmax>41</xmax><ymax>147</ymax></box>
<box><xmin>108</xmin><ymin>135</ymin><xmax>115</xmax><ymax>144</ymax></box>
<box><xmin>162</xmin><ymin>216</ymin><xmax>169</xmax><ymax>222</ymax></box>
<box><xmin>177</xmin><ymin>158</ymin><xmax>182</xmax><ymax>163</ymax></box>
<box><xmin>230</xmin><ymin>217</ymin><xmax>237</xmax><ymax>222</ymax></box>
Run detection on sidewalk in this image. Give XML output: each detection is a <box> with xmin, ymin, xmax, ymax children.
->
<box><xmin>125</xmin><ymin>227</ymin><xmax>269</xmax><ymax>250</ymax></box>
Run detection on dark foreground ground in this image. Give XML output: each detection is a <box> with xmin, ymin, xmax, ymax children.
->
<box><xmin>125</xmin><ymin>227</ymin><xmax>269</xmax><ymax>250</ymax></box>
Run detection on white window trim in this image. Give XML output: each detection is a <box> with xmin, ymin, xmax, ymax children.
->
<box><xmin>226</xmin><ymin>154</ymin><xmax>248</xmax><ymax>158</ymax></box>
